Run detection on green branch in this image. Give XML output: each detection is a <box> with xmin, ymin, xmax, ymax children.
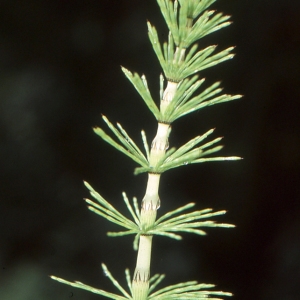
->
<box><xmin>147</xmin><ymin>22</ymin><xmax>235</xmax><ymax>82</ymax></box>
<box><xmin>84</xmin><ymin>181</ymin><xmax>234</xmax><ymax>249</ymax></box>
<box><xmin>93</xmin><ymin>115</ymin><xmax>241</xmax><ymax>174</ymax></box>
<box><xmin>156</xmin><ymin>0</ymin><xmax>231</xmax><ymax>48</ymax></box>
<box><xmin>51</xmin><ymin>264</ymin><xmax>232</xmax><ymax>300</ymax></box>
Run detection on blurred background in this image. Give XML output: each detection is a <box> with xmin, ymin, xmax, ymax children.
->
<box><xmin>0</xmin><ymin>0</ymin><xmax>299</xmax><ymax>299</ymax></box>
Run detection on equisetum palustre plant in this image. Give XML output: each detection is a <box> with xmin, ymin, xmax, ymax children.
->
<box><xmin>51</xmin><ymin>0</ymin><xmax>242</xmax><ymax>299</ymax></box>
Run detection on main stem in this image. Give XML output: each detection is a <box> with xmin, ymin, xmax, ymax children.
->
<box><xmin>132</xmin><ymin>79</ymin><xmax>180</xmax><ymax>299</ymax></box>
<box><xmin>132</xmin><ymin>45</ymin><xmax>186</xmax><ymax>299</ymax></box>
<box><xmin>132</xmin><ymin>10</ymin><xmax>192</xmax><ymax>298</ymax></box>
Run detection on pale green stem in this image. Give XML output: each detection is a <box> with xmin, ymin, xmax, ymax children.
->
<box><xmin>132</xmin><ymin>235</ymin><xmax>153</xmax><ymax>299</ymax></box>
<box><xmin>150</xmin><ymin>122</ymin><xmax>170</xmax><ymax>164</ymax></box>
<box><xmin>160</xmin><ymin>81</ymin><xmax>178</xmax><ymax>114</ymax></box>
<box><xmin>132</xmin><ymin>175</ymin><xmax>162</xmax><ymax>299</ymax></box>
<box><xmin>173</xmin><ymin>47</ymin><xmax>186</xmax><ymax>65</ymax></box>
<box><xmin>178</xmin><ymin>47</ymin><xmax>186</xmax><ymax>62</ymax></box>
<box><xmin>132</xmin><ymin>130</ymin><xmax>168</xmax><ymax>299</ymax></box>
<box><xmin>140</xmin><ymin>173</ymin><xmax>161</xmax><ymax>229</ymax></box>
<box><xmin>160</xmin><ymin>47</ymin><xmax>185</xmax><ymax>113</ymax></box>
<box><xmin>132</xmin><ymin>46</ymin><xmax>185</xmax><ymax>300</ymax></box>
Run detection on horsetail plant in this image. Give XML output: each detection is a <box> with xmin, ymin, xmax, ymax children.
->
<box><xmin>51</xmin><ymin>0</ymin><xmax>242</xmax><ymax>299</ymax></box>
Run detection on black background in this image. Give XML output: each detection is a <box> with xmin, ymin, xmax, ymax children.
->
<box><xmin>0</xmin><ymin>0</ymin><xmax>299</xmax><ymax>299</ymax></box>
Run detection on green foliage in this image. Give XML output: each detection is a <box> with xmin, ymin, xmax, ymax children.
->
<box><xmin>121</xmin><ymin>67</ymin><xmax>161</xmax><ymax>120</ymax></box>
<box><xmin>93</xmin><ymin>115</ymin><xmax>149</xmax><ymax>169</ymax></box>
<box><xmin>121</xmin><ymin>68</ymin><xmax>242</xmax><ymax>123</ymax></box>
<box><xmin>147</xmin><ymin>24</ymin><xmax>235</xmax><ymax>82</ymax></box>
<box><xmin>51</xmin><ymin>264</ymin><xmax>232</xmax><ymax>300</ymax></box>
<box><xmin>156</xmin><ymin>0</ymin><xmax>231</xmax><ymax>48</ymax></box>
<box><xmin>84</xmin><ymin>181</ymin><xmax>234</xmax><ymax>251</ymax></box>
<box><xmin>51</xmin><ymin>0</ymin><xmax>241</xmax><ymax>299</ymax></box>
<box><xmin>161</xmin><ymin>78</ymin><xmax>242</xmax><ymax>122</ymax></box>
<box><xmin>94</xmin><ymin>115</ymin><xmax>241</xmax><ymax>174</ymax></box>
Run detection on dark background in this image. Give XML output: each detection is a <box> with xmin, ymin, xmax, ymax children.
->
<box><xmin>0</xmin><ymin>0</ymin><xmax>299</xmax><ymax>299</ymax></box>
